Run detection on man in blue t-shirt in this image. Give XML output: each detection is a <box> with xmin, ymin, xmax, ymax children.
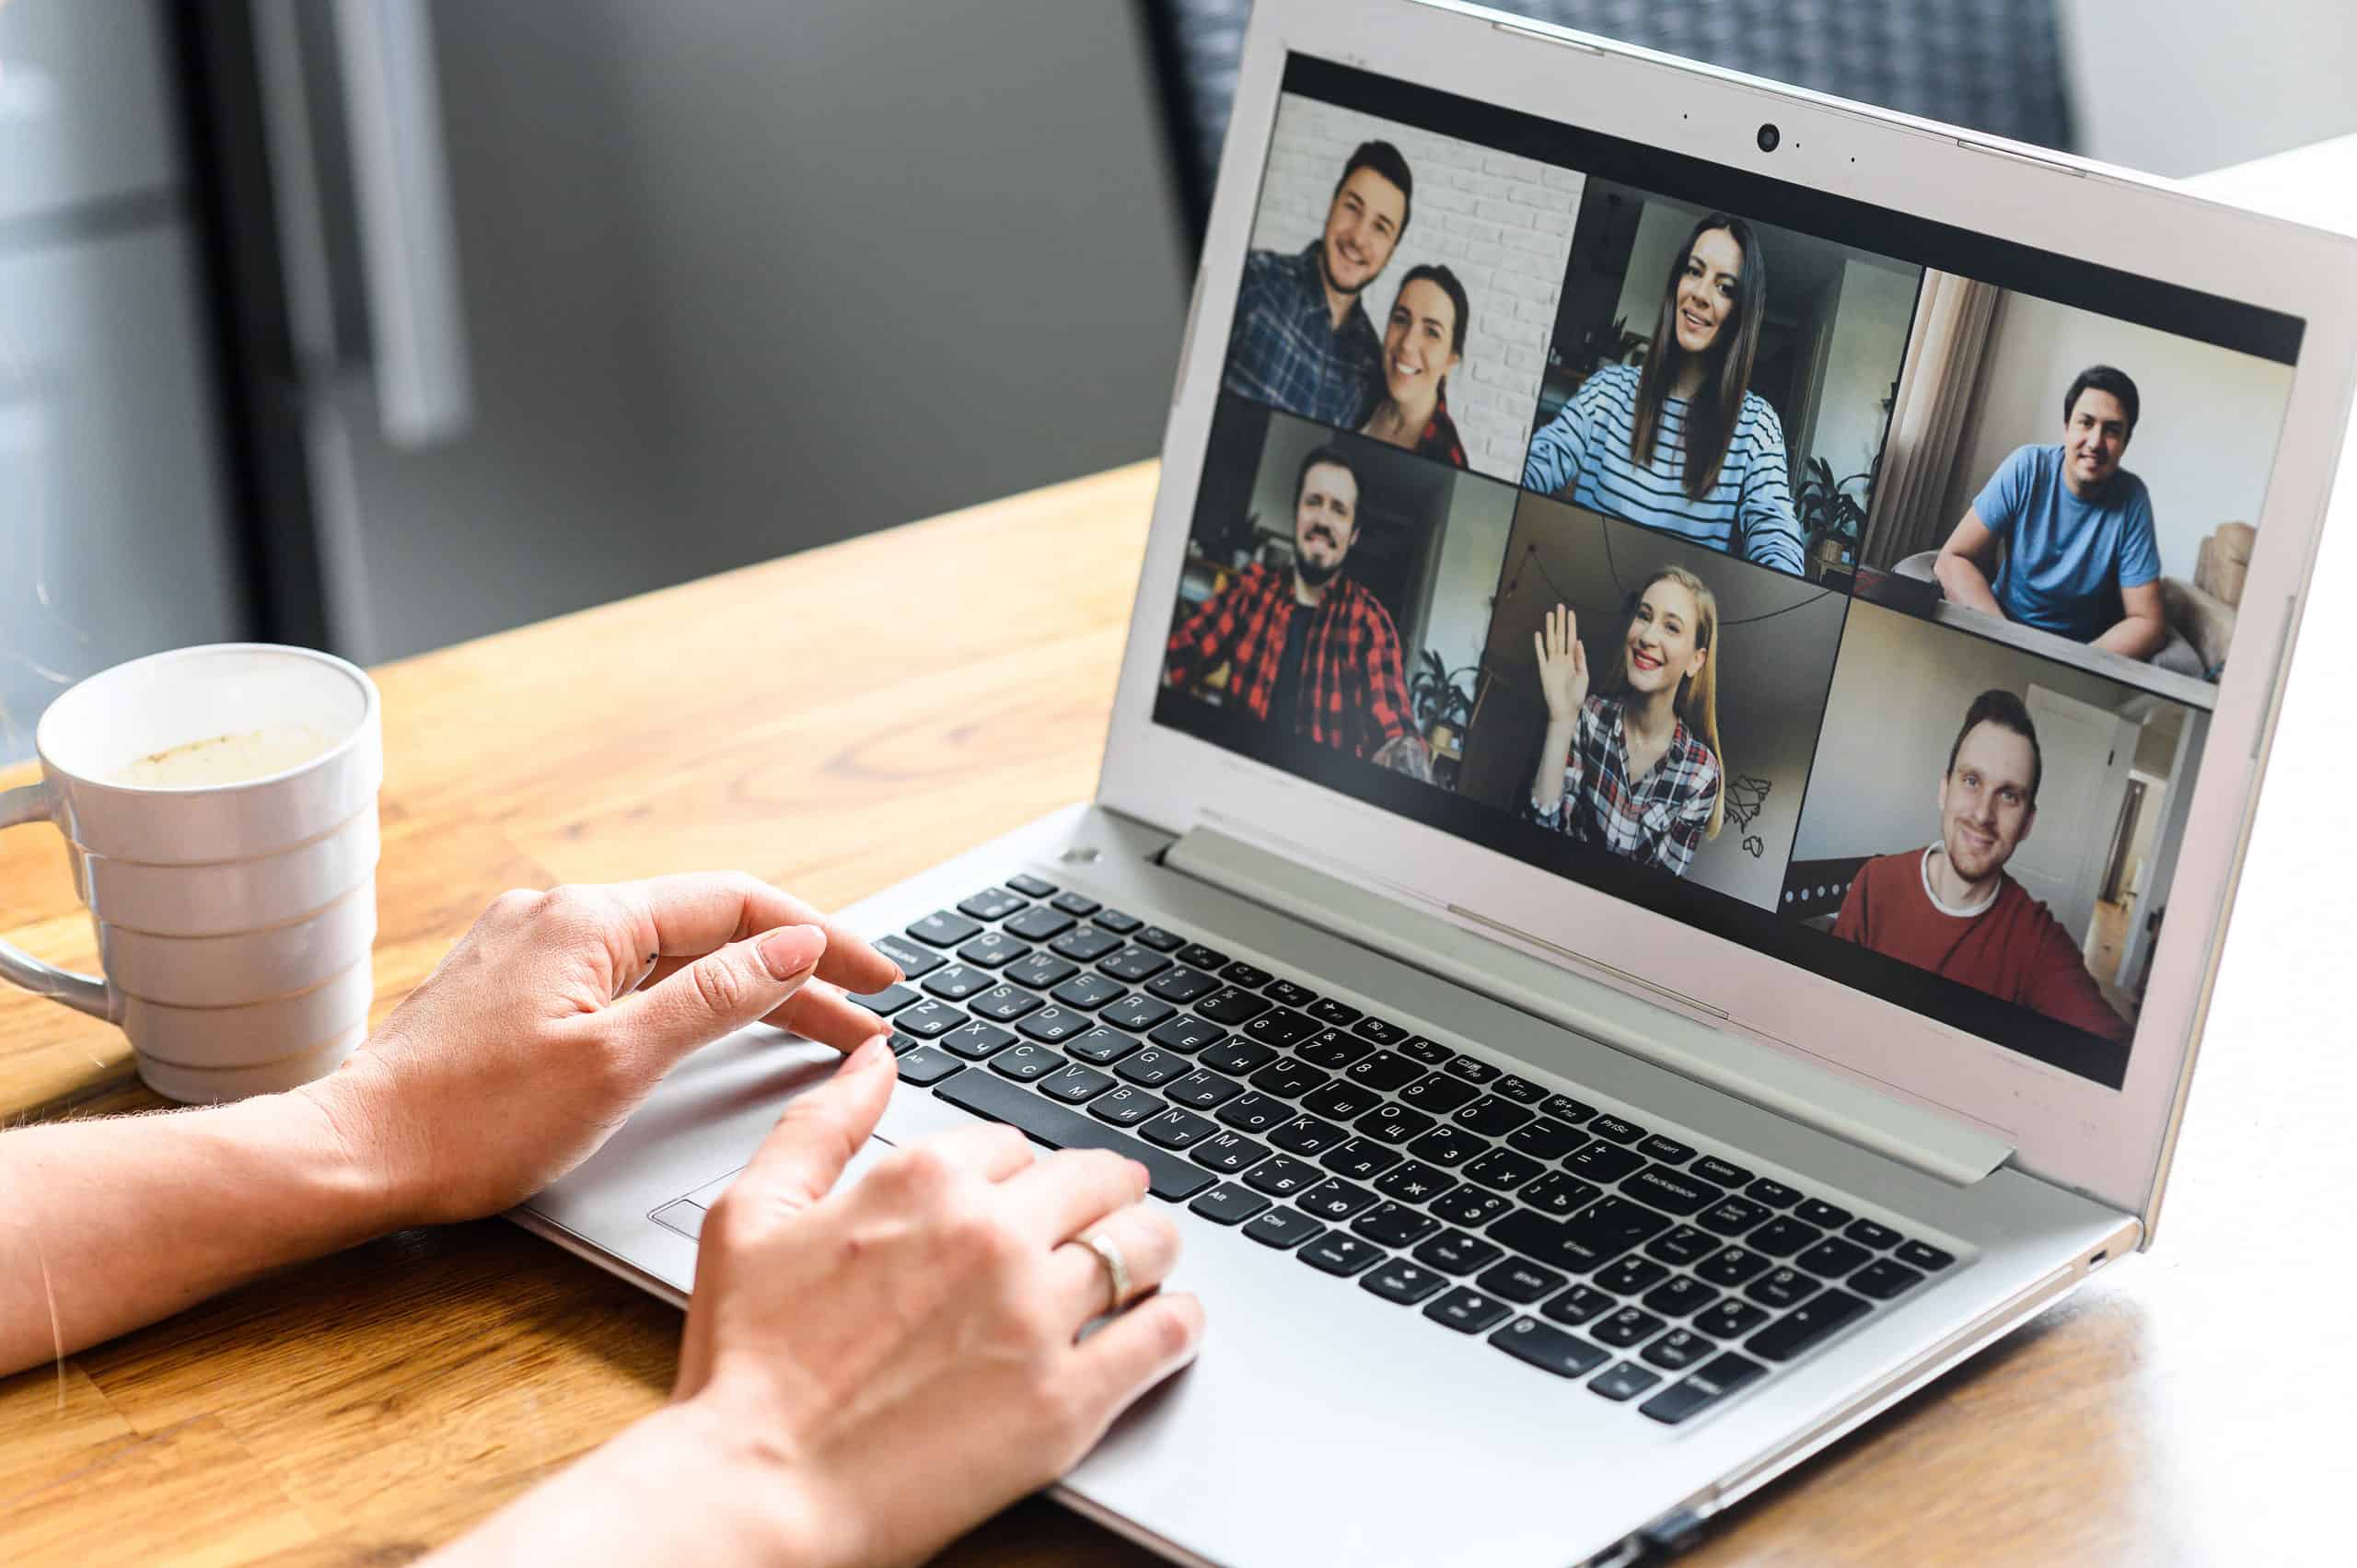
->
<box><xmin>1933</xmin><ymin>366</ymin><xmax>2166</xmax><ymax>657</ymax></box>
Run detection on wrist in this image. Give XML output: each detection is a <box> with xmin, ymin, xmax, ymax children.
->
<box><xmin>648</xmin><ymin>1392</ymin><xmax>840</xmax><ymax>1567</ymax></box>
<box><xmin>290</xmin><ymin>1055</ymin><xmax>422</xmax><ymax>1234</ymax></box>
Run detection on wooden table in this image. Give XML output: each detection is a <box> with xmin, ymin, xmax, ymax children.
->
<box><xmin>8</xmin><ymin>140</ymin><xmax>2357</xmax><ymax>1563</ymax></box>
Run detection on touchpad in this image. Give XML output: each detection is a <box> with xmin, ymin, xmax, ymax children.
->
<box><xmin>652</xmin><ymin>1135</ymin><xmax>900</xmax><ymax>1240</ymax></box>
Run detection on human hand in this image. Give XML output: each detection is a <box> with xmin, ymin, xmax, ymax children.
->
<box><xmin>671</xmin><ymin>1039</ymin><xmax>1203</xmax><ymax>1568</ymax></box>
<box><xmin>1371</xmin><ymin>731</ymin><xmax>1434</xmax><ymax>783</ymax></box>
<box><xmin>1533</xmin><ymin>602</ymin><xmax>1589</xmax><ymax>724</ymax></box>
<box><xmin>299</xmin><ymin>872</ymin><xmax>899</xmax><ymax>1227</ymax></box>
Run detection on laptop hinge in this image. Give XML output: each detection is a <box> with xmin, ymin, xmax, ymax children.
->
<box><xmin>1162</xmin><ymin>824</ymin><xmax>2014</xmax><ymax>1187</ymax></box>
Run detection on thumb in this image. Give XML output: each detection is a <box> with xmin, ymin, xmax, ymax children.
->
<box><xmin>616</xmin><ymin>923</ymin><xmax>829</xmax><ymax>1074</ymax></box>
<box><xmin>740</xmin><ymin>1034</ymin><xmax>899</xmax><ymax>1209</ymax></box>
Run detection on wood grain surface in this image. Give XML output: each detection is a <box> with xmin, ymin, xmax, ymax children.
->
<box><xmin>1</xmin><ymin>429</ymin><xmax>2351</xmax><ymax>1568</ymax></box>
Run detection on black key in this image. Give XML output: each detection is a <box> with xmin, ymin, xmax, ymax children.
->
<box><xmin>1845</xmin><ymin>1217</ymin><xmax>1903</xmax><ymax>1250</ymax></box>
<box><xmin>1465</xmin><ymin>1147</ymin><xmax>1547</xmax><ymax>1193</ymax></box>
<box><xmin>1146</xmin><ymin>967</ymin><xmax>1221</xmax><ymax>1005</ymax></box>
<box><xmin>1406</xmin><ymin>1124</ymin><xmax>1483</xmax><ymax>1167</ymax></box>
<box><xmin>1167</xmin><ymin>1069</ymin><xmax>1244</xmax><ymax>1110</ymax></box>
<box><xmin>896</xmin><ymin>1045</ymin><xmax>964</xmax><ymax>1086</ymax></box>
<box><xmin>957</xmin><ymin>888</ymin><xmax>1028</xmax><ymax>923</ymax></box>
<box><xmin>1476</xmin><ymin>1258</ymin><xmax>1568</xmax><ymax>1304</ymax></box>
<box><xmin>1244</xmin><ymin>1155</ymin><xmax>1322</xmax><ymax>1198</ymax></box>
<box><xmin>970</xmin><ymin>985</ymin><xmax>1046</xmax><ymax>1023</ymax></box>
<box><xmin>909</xmin><ymin>911</ymin><xmax>983</xmax><ymax>948</ymax></box>
<box><xmin>1221</xmin><ymin>960</ymin><xmax>1274</xmax><ymax>988</ymax></box>
<box><xmin>1362</xmin><ymin>1260</ymin><xmax>1448</xmax><ymax>1306</ymax></box>
<box><xmin>1564</xmin><ymin>1140</ymin><xmax>1646</xmax><ymax>1182</ymax></box>
<box><xmin>939</xmin><ymin>1020</ymin><xmax>1016</xmax><ymax>1061</ymax></box>
<box><xmin>1354</xmin><ymin>1101</ymin><xmax>1436</xmax><ymax>1144</ymax></box>
<box><xmin>1241</xmin><ymin>1008</ymin><xmax>1319</xmax><ymax>1050</ymax></box>
<box><xmin>1491</xmin><ymin>1317</ymin><xmax>1608</xmax><ymax>1378</ymax></box>
<box><xmin>1097</xmin><ymin>947</ymin><xmax>1171</xmax><ymax>982</ymax></box>
<box><xmin>1645</xmin><ymin>1225</ymin><xmax>1719</xmax><ymax>1266</ymax></box>
<box><xmin>1190</xmin><ymin>1182</ymin><xmax>1271</xmax><ymax>1225</ymax></box>
<box><xmin>1746</xmin><ymin>1177</ymin><xmax>1802</xmax><ymax>1208</ymax></box>
<box><xmin>1050</xmin><ymin>972</ymin><xmax>1127</xmax><ymax>1011</ymax></box>
<box><xmin>1353</xmin><ymin>1202</ymin><xmax>1438</xmax><ymax>1249</ymax></box>
<box><xmin>1399</xmin><ymin>1074</ymin><xmax>1479</xmax><ymax>1114</ymax></box>
<box><xmin>1693</xmin><ymin>1298</ymin><xmax>1771</xmax><ymax>1340</ymax></box>
<box><xmin>1643</xmin><ymin>1275</ymin><xmax>1720</xmax><ymax>1318</ymax></box>
<box><xmin>1692</xmin><ymin>1156</ymin><xmax>1754</xmax><ymax>1187</ymax></box>
<box><xmin>1518</xmin><ymin>1171</ymin><xmax>1600</xmax><ymax>1218</ymax></box>
<box><xmin>887</xmin><ymin>1031</ymin><xmax>919</xmax><ymax>1055</ymax></box>
<box><xmin>1744</xmin><ymin>1267</ymin><xmax>1822</xmax><ymax>1309</ymax></box>
<box><xmin>923</xmin><ymin>964</ymin><xmax>994</xmax><ymax>1002</ymax></box>
<box><xmin>1794</xmin><ymin>1237</ymin><xmax>1874</xmax><ymax>1278</ymax></box>
<box><xmin>1065</xmin><ymin>1026</ymin><xmax>1142</xmax><ymax>1066</ymax></box>
<box><xmin>1593</xmin><ymin>1256</ymin><xmax>1670</xmax><ymax>1296</ymax></box>
<box><xmin>990</xmin><ymin>1044</ymin><xmax>1064</xmax><ymax>1082</ymax></box>
<box><xmin>1113</xmin><ymin>1048</ymin><xmax>1190</xmax><ymax>1088</ymax></box>
<box><xmin>1749</xmin><ymin>1217</ymin><xmax>1823</xmax><ymax>1258</ymax></box>
<box><xmin>1895</xmin><ymin>1239</ymin><xmax>1956</xmax><ymax>1272</ymax></box>
<box><xmin>1248</xmin><ymin>1058</ymin><xmax>1329</xmax><ymax>1100</ymax></box>
<box><xmin>933</xmin><ymin>1071</ymin><xmax>1213</xmax><ymax>1199</ymax></box>
<box><xmin>1264</xmin><ymin>979</ymin><xmax>1318</xmax><ymax>1010</ymax></box>
<box><xmin>1430</xmin><ymin>1188</ymin><xmax>1513</xmax><ymax>1229</ymax></box>
<box><xmin>1398</xmin><ymin>1036</ymin><xmax>1455</xmax><ymax>1066</ymax></box>
<box><xmin>876</xmin><ymin>933</ymin><xmax>946</xmax><ymax>978</ymax></box>
<box><xmin>1412</xmin><ymin>1228</ymin><xmax>1503</xmax><ymax>1274</ymax></box>
<box><xmin>849</xmin><ymin>983</ymin><xmax>919</xmax><ymax>1017</ymax></box>
<box><xmin>1321</xmin><ymin>1137</ymin><xmax>1404</xmax><ymax>1182</ymax></box>
<box><xmin>1175</xmin><ymin>942</ymin><xmax>1228</xmax><ymax>971</ymax></box>
<box><xmin>1850</xmin><ymin>1259</ymin><xmax>1926</xmax><ymax>1300</ymax></box>
<box><xmin>1198</xmin><ymin>1037</ymin><xmax>1278</xmax><ymax>1075</ymax></box>
<box><xmin>1306</xmin><ymin>996</ymin><xmax>1364</xmax><ymax>1028</ymax></box>
<box><xmin>1455</xmin><ymin>1096</ymin><xmax>1536</xmax><ymax>1137</ymax></box>
<box><xmin>1541</xmin><ymin>1283</ymin><xmax>1614</xmax><ymax>1326</ymax></box>
<box><xmin>1493</xmin><ymin>1075</ymin><xmax>1547</xmax><ymax>1106</ymax></box>
<box><xmin>1588</xmin><ymin>1113</ymin><xmax>1646</xmax><ymax>1144</ymax></box>
<box><xmin>1624</xmin><ymin>1165</ymin><xmax>1724</xmax><ymax>1216</ymax></box>
<box><xmin>1193</xmin><ymin>985</ymin><xmax>1269</xmax><ymax>1023</ymax></box>
<box><xmin>1296</xmin><ymin>1028</ymin><xmax>1373</xmax><ymax>1070</ymax></box>
<box><xmin>1506</xmin><ymin>1117</ymin><xmax>1583</xmax><ymax>1161</ymax></box>
<box><xmin>1424</xmin><ymin>1287</ymin><xmax>1513</xmax><ymax>1334</ymax></box>
<box><xmin>1268</xmin><ymin>1114</ymin><xmax>1349</xmax><ymax>1158</ymax></box>
<box><xmin>1795</xmin><ymin>1198</ymin><xmax>1855</xmax><ymax>1229</ymax></box>
<box><xmin>1050</xmin><ymin>927</ymin><xmax>1122</xmax><ymax>963</ymax></box>
<box><xmin>1589</xmin><ymin>1362</ymin><xmax>1663</xmax><ymax>1402</ymax></box>
<box><xmin>1004</xmin><ymin>905</ymin><xmax>1076</xmax><ymax>942</ymax></box>
<box><xmin>1638</xmin><ymin>1133</ymin><xmax>1697</xmax><ymax>1165</ymax></box>
<box><xmin>1300</xmin><ymin>1081</ymin><xmax>1382</xmax><ymax>1122</ymax></box>
<box><xmin>1139</xmin><ymin>1109</ymin><xmax>1220</xmax><ymax>1150</ymax></box>
<box><xmin>1696</xmin><ymin>1247</ymin><xmax>1772</xmax><ymax>1288</ymax></box>
<box><xmin>1244</xmin><ymin>1208</ymin><xmax>1324</xmax><ymax>1249</ymax></box>
<box><xmin>1146</xmin><ymin>1015</ymin><xmax>1222</xmax><ymax>1053</ymax></box>
<box><xmin>895</xmin><ymin>999</ymin><xmax>968</xmax><ymax>1039</ymax></box>
<box><xmin>1214</xmin><ymin>1092</ymin><xmax>1294</xmax><ymax>1135</ymax></box>
<box><xmin>1373</xmin><ymin>1159</ymin><xmax>1458</xmax><ymax>1205</ymax></box>
<box><xmin>1004</xmin><ymin>952</ymin><xmax>1080</xmax><ymax>992</ymax></box>
<box><xmin>1699</xmin><ymin>1196</ymin><xmax>1772</xmax><ymax>1237</ymax></box>
<box><xmin>1298</xmin><ymin>1179</ymin><xmax>1378</xmax><ymax>1222</ymax></box>
<box><xmin>1593</xmin><ymin>1307</ymin><xmax>1667</xmax><ymax>1348</ymax></box>
<box><xmin>1100</xmin><ymin>993</ymin><xmax>1176</xmax><ymax>1034</ymax></box>
<box><xmin>1132</xmin><ymin>924</ymin><xmax>1184</xmax><ymax>952</ymax></box>
<box><xmin>1039</xmin><ymin>1064</ymin><xmax>1117</xmax><ymax>1104</ymax></box>
<box><xmin>1351</xmin><ymin>1016</ymin><xmax>1409</xmax><ymax>1046</ymax></box>
<box><xmin>1348</xmin><ymin>1051</ymin><xmax>1422</xmax><ymax>1093</ymax></box>
<box><xmin>1491</xmin><ymin>1198</ymin><xmax>1670</xmax><ymax>1274</ymax></box>
<box><xmin>1050</xmin><ymin>891</ymin><xmax>1100</xmax><ymax>917</ymax></box>
<box><xmin>1016</xmin><ymin>1006</ymin><xmax>1092</xmax><ymax>1045</ymax></box>
<box><xmin>1747</xmin><ymin>1290</ymin><xmax>1870</xmax><ymax>1362</ymax></box>
<box><xmin>1541</xmin><ymin>1094</ymin><xmax>1597</xmax><ymax>1125</ymax></box>
<box><xmin>1643</xmin><ymin>1329</ymin><xmax>1717</xmax><ymax>1371</ymax></box>
<box><xmin>1191</xmin><ymin>1131</ymin><xmax>1271</xmax><ymax>1175</ymax></box>
<box><xmin>1444</xmin><ymin>1056</ymin><xmax>1502</xmax><ymax>1084</ymax></box>
<box><xmin>1005</xmin><ymin>873</ymin><xmax>1057</xmax><ymax>899</ymax></box>
<box><xmin>1087</xmin><ymin>1086</ymin><xmax>1166</xmax><ymax>1127</ymax></box>
<box><xmin>1641</xmin><ymin>1352</ymin><xmax>1769</xmax><ymax>1426</ymax></box>
<box><xmin>956</xmin><ymin>932</ymin><xmax>1031</xmax><ymax>969</ymax></box>
<box><xmin>1092</xmin><ymin>909</ymin><xmax>1144</xmax><ymax>935</ymax></box>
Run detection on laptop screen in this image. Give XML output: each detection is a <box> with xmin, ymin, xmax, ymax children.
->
<box><xmin>1152</xmin><ymin>56</ymin><xmax>2305</xmax><ymax>1090</ymax></box>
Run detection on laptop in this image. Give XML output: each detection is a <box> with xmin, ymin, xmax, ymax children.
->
<box><xmin>515</xmin><ymin>3</ymin><xmax>2357</xmax><ymax>1562</ymax></box>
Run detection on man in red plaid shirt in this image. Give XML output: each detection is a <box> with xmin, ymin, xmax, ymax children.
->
<box><xmin>1165</xmin><ymin>445</ymin><xmax>1427</xmax><ymax>772</ymax></box>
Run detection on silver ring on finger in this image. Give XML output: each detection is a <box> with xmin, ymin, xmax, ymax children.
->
<box><xmin>1074</xmin><ymin>1231</ymin><xmax>1131</xmax><ymax>1316</ymax></box>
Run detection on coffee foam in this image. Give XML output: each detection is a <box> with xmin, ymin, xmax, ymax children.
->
<box><xmin>111</xmin><ymin>725</ymin><xmax>340</xmax><ymax>789</ymax></box>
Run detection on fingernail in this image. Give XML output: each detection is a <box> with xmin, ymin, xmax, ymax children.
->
<box><xmin>854</xmin><ymin>1034</ymin><xmax>892</xmax><ymax>1069</ymax></box>
<box><xmin>756</xmin><ymin>924</ymin><xmax>826</xmax><ymax>980</ymax></box>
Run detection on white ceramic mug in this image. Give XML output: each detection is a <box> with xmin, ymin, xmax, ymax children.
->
<box><xmin>0</xmin><ymin>645</ymin><xmax>384</xmax><ymax>1102</ymax></box>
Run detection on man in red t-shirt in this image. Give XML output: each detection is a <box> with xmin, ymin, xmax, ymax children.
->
<box><xmin>1832</xmin><ymin>690</ymin><xmax>2131</xmax><ymax>1043</ymax></box>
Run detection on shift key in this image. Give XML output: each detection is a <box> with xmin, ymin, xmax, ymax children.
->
<box><xmin>935</xmin><ymin>1071</ymin><xmax>1215</xmax><ymax>1201</ymax></box>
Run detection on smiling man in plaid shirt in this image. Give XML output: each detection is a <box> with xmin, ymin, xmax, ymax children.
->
<box><xmin>1165</xmin><ymin>444</ymin><xmax>1427</xmax><ymax>772</ymax></box>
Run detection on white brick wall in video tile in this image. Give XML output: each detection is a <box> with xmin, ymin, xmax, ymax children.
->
<box><xmin>1247</xmin><ymin>97</ymin><xmax>1580</xmax><ymax>482</ymax></box>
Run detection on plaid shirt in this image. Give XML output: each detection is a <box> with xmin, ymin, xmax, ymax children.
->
<box><xmin>1222</xmin><ymin>245</ymin><xmax>1384</xmax><ymax>429</ymax></box>
<box><xmin>1165</xmin><ymin>563</ymin><xmax>1412</xmax><ymax>761</ymax></box>
<box><xmin>1411</xmin><ymin>389</ymin><xmax>1469</xmax><ymax>470</ymax></box>
<box><xmin>1527</xmin><ymin>693</ymin><xmax>1721</xmax><ymax>877</ymax></box>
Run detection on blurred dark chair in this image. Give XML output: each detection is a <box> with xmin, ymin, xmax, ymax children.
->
<box><xmin>1138</xmin><ymin>0</ymin><xmax>2078</xmax><ymax>250</ymax></box>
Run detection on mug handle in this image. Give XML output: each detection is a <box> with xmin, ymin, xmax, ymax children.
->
<box><xmin>0</xmin><ymin>780</ymin><xmax>116</xmax><ymax>1020</ymax></box>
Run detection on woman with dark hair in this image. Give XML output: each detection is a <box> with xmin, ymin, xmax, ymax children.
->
<box><xmin>1522</xmin><ymin>215</ymin><xmax>1805</xmax><ymax>576</ymax></box>
<box><xmin>1361</xmin><ymin>263</ymin><xmax>1470</xmax><ymax>468</ymax></box>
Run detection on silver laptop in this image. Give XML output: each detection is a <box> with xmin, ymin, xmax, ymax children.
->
<box><xmin>516</xmin><ymin>3</ymin><xmax>2357</xmax><ymax>1562</ymax></box>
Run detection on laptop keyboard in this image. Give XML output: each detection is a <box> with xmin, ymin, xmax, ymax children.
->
<box><xmin>850</xmin><ymin>875</ymin><xmax>1962</xmax><ymax>1428</ymax></box>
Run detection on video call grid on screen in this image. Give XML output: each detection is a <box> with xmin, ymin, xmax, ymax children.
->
<box><xmin>1165</xmin><ymin>55</ymin><xmax>2305</xmax><ymax>1087</ymax></box>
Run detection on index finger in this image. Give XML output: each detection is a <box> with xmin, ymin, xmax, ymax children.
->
<box><xmin>613</xmin><ymin>872</ymin><xmax>901</xmax><ymax>993</ymax></box>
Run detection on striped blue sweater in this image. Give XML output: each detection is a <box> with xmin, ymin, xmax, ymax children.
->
<box><xmin>1521</xmin><ymin>364</ymin><xmax>1805</xmax><ymax>576</ymax></box>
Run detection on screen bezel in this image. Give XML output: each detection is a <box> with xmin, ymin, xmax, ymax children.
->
<box><xmin>1097</xmin><ymin>0</ymin><xmax>2357</xmax><ymax>1218</ymax></box>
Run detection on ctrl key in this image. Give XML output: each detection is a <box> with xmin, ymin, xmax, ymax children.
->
<box><xmin>1639</xmin><ymin>1352</ymin><xmax>1767</xmax><ymax>1425</ymax></box>
<box><xmin>1490</xmin><ymin>1317</ymin><xmax>1608</xmax><ymax>1379</ymax></box>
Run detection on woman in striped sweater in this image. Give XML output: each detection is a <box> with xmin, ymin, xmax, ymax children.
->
<box><xmin>1522</xmin><ymin>214</ymin><xmax>1805</xmax><ymax>577</ymax></box>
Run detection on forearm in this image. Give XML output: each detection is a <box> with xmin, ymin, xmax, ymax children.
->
<box><xmin>0</xmin><ymin>1088</ymin><xmax>389</xmax><ymax>1376</ymax></box>
<box><xmin>2093</xmin><ymin>611</ymin><xmax>2166</xmax><ymax>659</ymax></box>
<box><xmin>1934</xmin><ymin>552</ymin><xmax>2004</xmax><ymax>614</ymax></box>
<box><xmin>1530</xmin><ymin>719</ymin><xmax>1578</xmax><ymax>812</ymax></box>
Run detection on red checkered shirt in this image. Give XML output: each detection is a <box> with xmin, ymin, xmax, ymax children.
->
<box><xmin>1527</xmin><ymin>693</ymin><xmax>1721</xmax><ymax>877</ymax></box>
<box><xmin>1165</xmin><ymin>563</ymin><xmax>1413</xmax><ymax>761</ymax></box>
